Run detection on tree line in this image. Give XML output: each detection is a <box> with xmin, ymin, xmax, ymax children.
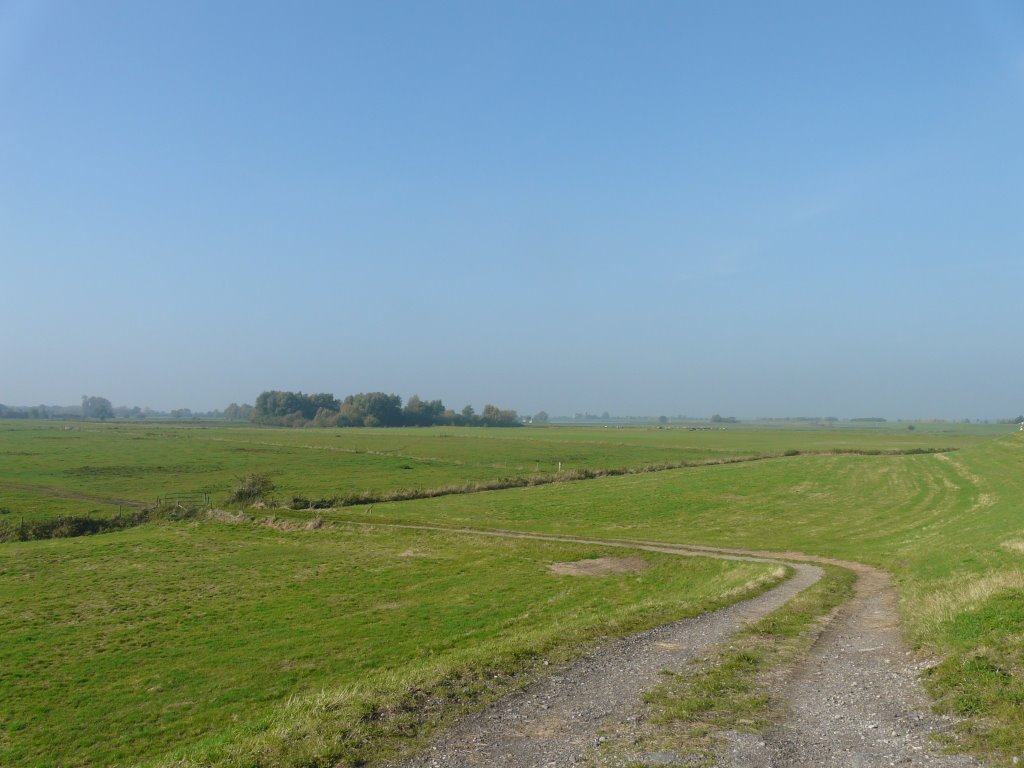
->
<box><xmin>0</xmin><ymin>396</ymin><xmax>118</xmax><ymax>420</ymax></box>
<box><xmin>251</xmin><ymin>390</ymin><xmax>521</xmax><ymax>428</ymax></box>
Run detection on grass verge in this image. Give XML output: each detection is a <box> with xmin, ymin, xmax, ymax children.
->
<box><xmin>923</xmin><ymin>587</ymin><xmax>1024</xmax><ymax>762</ymax></box>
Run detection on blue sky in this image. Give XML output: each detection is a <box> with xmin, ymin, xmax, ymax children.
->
<box><xmin>2</xmin><ymin>1</ymin><xmax>1022</xmax><ymax>418</ymax></box>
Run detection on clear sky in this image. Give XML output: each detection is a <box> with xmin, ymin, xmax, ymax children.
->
<box><xmin>2</xmin><ymin>1</ymin><xmax>1022</xmax><ymax>418</ymax></box>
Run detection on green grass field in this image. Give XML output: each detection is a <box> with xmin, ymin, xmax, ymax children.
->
<box><xmin>338</xmin><ymin>431</ymin><xmax>1024</xmax><ymax>762</ymax></box>
<box><xmin>1</xmin><ymin>420</ymin><xmax>1022</xmax><ymax>766</ymax></box>
<box><xmin>0</xmin><ymin>419</ymin><xmax>999</xmax><ymax>522</ymax></box>
<box><xmin>0</xmin><ymin>515</ymin><xmax>780</xmax><ymax>767</ymax></box>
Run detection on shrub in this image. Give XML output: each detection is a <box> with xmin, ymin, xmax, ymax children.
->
<box><xmin>228</xmin><ymin>474</ymin><xmax>276</xmax><ymax>505</ymax></box>
<box><xmin>0</xmin><ymin>505</ymin><xmax>205</xmax><ymax>543</ymax></box>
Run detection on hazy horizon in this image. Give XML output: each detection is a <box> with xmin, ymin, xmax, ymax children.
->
<box><xmin>3</xmin><ymin>2</ymin><xmax>1022</xmax><ymax>420</ymax></box>
<box><xmin>2</xmin><ymin>393</ymin><xmax>1019</xmax><ymax>425</ymax></box>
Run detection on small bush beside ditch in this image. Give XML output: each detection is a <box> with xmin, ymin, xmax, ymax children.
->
<box><xmin>228</xmin><ymin>473</ymin><xmax>276</xmax><ymax>504</ymax></box>
<box><xmin>290</xmin><ymin>496</ymin><xmax>339</xmax><ymax>510</ymax></box>
<box><xmin>0</xmin><ymin>504</ymin><xmax>205</xmax><ymax>543</ymax></box>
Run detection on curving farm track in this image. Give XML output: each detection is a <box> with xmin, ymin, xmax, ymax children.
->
<box><xmin>373</xmin><ymin>526</ymin><xmax>978</xmax><ymax>768</ymax></box>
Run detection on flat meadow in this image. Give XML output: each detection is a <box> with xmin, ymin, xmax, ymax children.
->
<box><xmin>0</xmin><ymin>419</ymin><xmax>995</xmax><ymax>522</ymax></box>
<box><xmin>0</xmin><ymin>515</ymin><xmax>779</xmax><ymax>767</ymax></box>
<box><xmin>341</xmin><ymin>428</ymin><xmax>1024</xmax><ymax>762</ymax></box>
<box><xmin>1</xmin><ymin>419</ymin><xmax>1021</xmax><ymax>766</ymax></box>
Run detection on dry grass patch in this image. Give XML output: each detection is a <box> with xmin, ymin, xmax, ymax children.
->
<box><xmin>550</xmin><ymin>556</ymin><xmax>649</xmax><ymax>576</ymax></box>
<box><xmin>912</xmin><ymin>570</ymin><xmax>1024</xmax><ymax>633</ymax></box>
<box><xmin>1000</xmin><ymin>540</ymin><xmax>1024</xmax><ymax>555</ymax></box>
<box><xmin>719</xmin><ymin>566</ymin><xmax>788</xmax><ymax>600</ymax></box>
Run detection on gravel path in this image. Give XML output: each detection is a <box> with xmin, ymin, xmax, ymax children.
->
<box><xmin>720</xmin><ymin>558</ymin><xmax>977</xmax><ymax>768</ymax></box>
<box><xmin>370</xmin><ymin>526</ymin><xmax>980</xmax><ymax>768</ymax></box>
<box><xmin>394</xmin><ymin>549</ymin><xmax>819</xmax><ymax>768</ymax></box>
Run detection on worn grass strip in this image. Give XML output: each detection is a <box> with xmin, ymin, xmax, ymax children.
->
<box><xmin>598</xmin><ymin>564</ymin><xmax>856</xmax><ymax>766</ymax></box>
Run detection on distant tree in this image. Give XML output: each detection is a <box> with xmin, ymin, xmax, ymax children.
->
<box><xmin>223</xmin><ymin>403</ymin><xmax>254</xmax><ymax>421</ymax></box>
<box><xmin>246</xmin><ymin>390</ymin><xmax>518</xmax><ymax>428</ymax></box>
<box><xmin>426</xmin><ymin>399</ymin><xmax>445</xmax><ymax>424</ymax></box>
<box><xmin>338</xmin><ymin>392</ymin><xmax>403</xmax><ymax>427</ymax></box>
<box><xmin>404</xmin><ymin>394</ymin><xmax>425</xmax><ymax>425</ymax></box>
<box><xmin>307</xmin><ymin>393</ymin><xmax>340</xmax><ymax>413</ymax></box>
<box><xmin>480</xmin><ymin>404</ymin><xmax>520</xmax><ymax>427</ymax></box>
<box><xmin>170</xmin><ymin>408</ymin><xmax>193</xmax><ymax>419</ymax></box>
<box><xmin>254</xmin><ymin>390</ymin><xmax>303</xmax><ymax>422</ymax></box>
<box><xmin>312</xmin><ymin>406</ymin><xmax>339</xmax><ymax>427</ymax></box>
<box><xmin>81</xmin><ymin>395</ymin><xmax>114</xmax><ymax>420</ymax></box>
<box><xmin>534</xmin><ymin>411</ymin><xmax>549</xmax><ymax>423</ymax></box>
<box><xmin>658</xmin><ymin>415</ymin><xmax>668</xmax><ymax>425</ymax></box>
<box><xmin>254</xmin><ymin>391</ymin><xmax>339</xmax><ymax>424</ymax></box>
<box><xmin>403</xmin><ymin>395</ymin><xmax>447</xmax><ymax>426</ymax></box>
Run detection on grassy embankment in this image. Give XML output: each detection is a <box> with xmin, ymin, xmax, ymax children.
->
<box><xmin>330</xmin><ymin>430</ymin><xmax>1024</xmax><ymax>763</ymax></box>
<box><xmin>0</xmin><ymin>518</ymin><xmax>782</xmax><ymax>768</ymax></box>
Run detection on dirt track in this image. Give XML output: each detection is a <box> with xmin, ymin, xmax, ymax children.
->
<box><xmin>373</xmin><ymin>525</ymin><xmax>979</xmax><ymax>768</ymax></box>
<box><xmin>720</xmin><ymin>560</ymin><xmax>976</xmax><ymax>768</ymax></box>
